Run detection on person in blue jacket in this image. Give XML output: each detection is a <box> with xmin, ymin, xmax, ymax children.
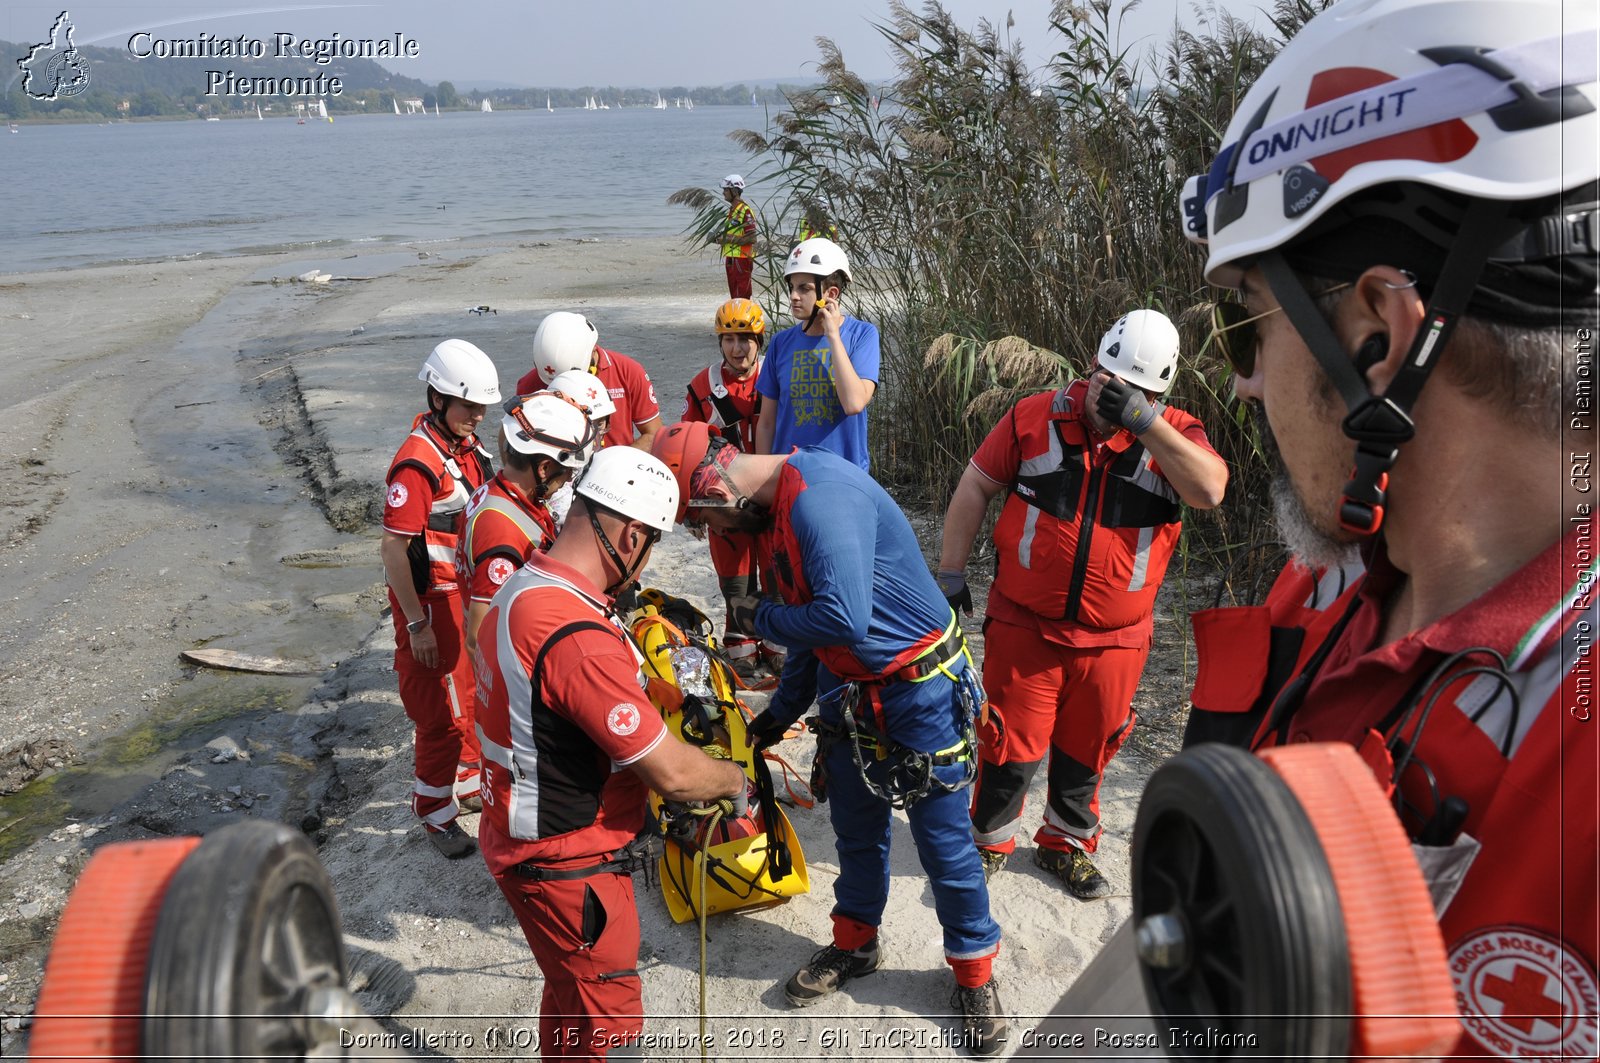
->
<box><xmin>653</xmin><ymin>421</ymin><xmax>1007</xmax><ymax>1057</ymax></box>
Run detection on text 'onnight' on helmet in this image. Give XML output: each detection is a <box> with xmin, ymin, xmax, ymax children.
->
<box><xmin>783</xmin><ymin>237</ymin><xmax>851</xmax><ymax>283</ymax></box>
<box><xmin>500</xmin><ymin>391</ymin><xmax>595</xmax><ymax>469</ymax></box>
<box><xmin>574</xmin><ymin>447</ymin><xmax>679</xmax><ymax>533</ymax></box>
<box><xmin>1178</xmin><ymin>0</ymin><xmax>1599</xmax><ymax>288</ymax></box>
<box><xmin>546</xmin><ymin>369</ymin><xmax>617</xmax><ymax>421</ymax></box>
<box><xmin>531</xmin><ymin>311</ymin><xmax>599</xmax><ymax>385</ymax></box>
<box><xmin>721</xmin><ymin>174</ymin><xmax>746</xmax><ymax>190</ymax></box>
<box><xmin>1097</xmin><ymin>309</ymin><xmax>1180</xmax><ymax>395</ymax></box>
<box><xmin>419</xmin><ymin>339</ymin><xmax>501</xmax><ymax>403</ymax></box>
<box><xmin>714</xmin><ymin>298</ymin><xmax>767</xmax><ymax>336</ymax></box>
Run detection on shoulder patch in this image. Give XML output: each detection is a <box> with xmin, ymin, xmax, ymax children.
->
<box><xmin>486</xmin><ymin>557</ymin><xmax>516</xmax><ymax>586</ymax></box>
<box><xmin>386</xmin><ymin>482</ymin><xmax>409</xmax><ymax>509</ymax></box>
<box><xmin>606</xmin><ymin>702</ymin><xmax>643</xmax><ymax>737</ymax></box>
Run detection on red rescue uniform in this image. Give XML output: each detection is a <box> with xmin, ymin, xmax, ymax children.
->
<box><xmin>458</xmin><ymin>473</ymin><xmax>558</xmax><ymax>605</ymax></box>
<box><xmin>1185</xmin><ymin>534</ymin><xmax>1598</xmax><ymax>1059</ymax></box>
<box><xmin>968</xmin><ymin>382</ymin><xmax>1218</xmax><ymax>856</ymax></box>
<box><xmin>681</xmin><ymin>360</ymin><xmax>764</xmax><ymax>591</ymax></box>
<box><xmin>384</xmin><ymin>413</ymin><xmax>493</xmax><ymax>824</ymax></box>
<box><xmin>516</xmin><ymin>348</ymin><xmax>659</xmax><ymax>451</ymax></box>
<box><xmin>476</xmin><ymin>552</ymin><xmax>665</xmax><ymax>1061</ymax></box>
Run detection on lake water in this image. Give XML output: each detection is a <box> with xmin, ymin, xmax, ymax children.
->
<box><xmin>1</xmin><ymin>105</ymin><xmax>770</xmax><ymax>273</ymax></box>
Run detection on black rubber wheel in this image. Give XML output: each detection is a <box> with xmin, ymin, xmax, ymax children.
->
<box><xmin>1132</xmin><ymin>744</ymin><xmax>1351</xmax><ymax>1058</ymax></box>
<box><xmin>142</xmin><ymin>820</ymin><xmax>348</xmax><ymax>1061</ymax></box>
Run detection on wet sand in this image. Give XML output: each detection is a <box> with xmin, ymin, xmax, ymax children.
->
<box><xmin>0</xmin><ymin>237</ymin><xmax>1196</xmax><ymax>1057</ymax></box>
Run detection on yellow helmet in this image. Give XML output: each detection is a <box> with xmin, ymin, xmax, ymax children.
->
<box><xmin>713</xmin><ymin>298</ymin><xmax>766</xmax><ymax>337</ymax></box>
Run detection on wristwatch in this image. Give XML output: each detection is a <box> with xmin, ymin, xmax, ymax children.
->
<box><xmin>407</xmin><ymin>615</ymin><xmax>430</xmax><ymax>634</ymax></box>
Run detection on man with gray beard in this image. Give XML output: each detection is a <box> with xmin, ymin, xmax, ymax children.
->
<box><xmin>1176</xmin><ymin>0</ymin><xmax>1596</xmax><ymax>1054</ymax></box>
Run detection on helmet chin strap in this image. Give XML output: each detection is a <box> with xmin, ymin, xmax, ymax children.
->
<box><xmin>588</xmin><ymin>506</ymin><xmax>652</xmax><ymax>596</ymax></box>
<box><xmin>1259</xmin><ymin>196</ymin><xmax>1517</xmax><ymax>537</ymax></box>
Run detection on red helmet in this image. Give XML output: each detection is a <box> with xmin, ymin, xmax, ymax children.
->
<box><xmin>650</xmin><ymin>421</ymin><xmax>716</xmax><ymax>523</ymax></box>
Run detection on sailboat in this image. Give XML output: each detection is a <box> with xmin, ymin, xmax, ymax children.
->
<box><xmin>435</xmin><ymin>100</ymin><xmax>440</xmax><ymax>115</ymax></box>
<box><xmin>480</xmin><ymin>97</ymin><xmax>492</xmax><ymax>113</ymax></box>
<box><xmin>546</xmin><ymin>93</ymin><xmax>553</xmax><ymax>112</ymax></box>
<box><xmin>257</xmin><ymin>103</ymin><xmax>264</xmax><ymax>120</ymax></box>
<box><xmin>310</xmin><ymin>98</ymin><xmax>331</xmax><ymax>123</ymax></box>
<box><xmin>585</xmin><ymin>96</ymin><xmax>597</xmax><ymax>111</ymax></box>
<box><xmin>393</xmin><ymin>96</ymin><xmax>401</xmax><ymax>116</ymax></box>
<box><xmin>654</xmin><ymin>91</ymin><xmax>667</xmax><ymax>110</ymax></box>
<box><xmin>685</xmin><ymin>95</ymin><xmax>693</xmax><ymax>111</ymax></box>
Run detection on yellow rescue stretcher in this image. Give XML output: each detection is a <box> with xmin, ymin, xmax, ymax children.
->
<box><xmin>629</xmin><ymin>589</ymin><xmax>809</xmax><ymax>923</ymax></box>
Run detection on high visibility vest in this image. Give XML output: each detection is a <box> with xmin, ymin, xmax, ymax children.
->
<box><xmin>386</xmin><ymin>416</ymin><xmax>492</xmax><ymax>595</ymax></box>
<box><xmin>990</xmin><ymin>383</ymin><xmax>1187</xmax><ymax>629</ymax></box>
<box><xmin>457</xmin><ymin>475</ymin><xmax>557</xmax><ymax>591</ymax></box>
<box><xmin>684</xmin><ymin>359</ymin><xmax>762</xmax><ymax>452</ymax></box>
<box><xmin>721</xmin><ymin>201</ymin><xmax>755</xmax><ymax>259</ymax></box>
<box><xmin>476</xmin><ymin>563</ymin><xmax>649</xmax><ymax>861</ymax></box>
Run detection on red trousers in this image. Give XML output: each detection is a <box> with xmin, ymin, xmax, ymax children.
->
<box><xmin>724</xmin><ymin>256</ymin><xmax>753</xmax><ymax>300</ymax></box>
<box><xmin>389</xmin><ymin>589</ymin><xmax>480</xmax><ymax>825</ymax></box>
<box><xmin>970</xmin><ymin>618</ymin><xmax>1147</xmax><ymax>855</ymax></box>
<box><xmin>495</xmin><ymin>869</ymin><xmax>644</xmax><ymax>1060</ymax></box>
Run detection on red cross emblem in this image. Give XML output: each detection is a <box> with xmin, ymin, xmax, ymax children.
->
<box><xmin>607</xmin><ymin>702</ymin><xmax>641</xmax><ymax>736</ymax></box>
<box><xmin>1481</xmin><ymin>963</ymin><xmax>1563</xmax><ymax>1036</ymax></box>
<box><xmin>386</xmin><ymin>482</ymin><xmax>409</xmax><ymax>508</ymax></box>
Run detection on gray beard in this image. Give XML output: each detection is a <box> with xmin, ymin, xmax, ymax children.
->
<box><xmin>1255</xmin><ymin>406</ymin><xmax>1362</xmax><ymax>571</ymax></box>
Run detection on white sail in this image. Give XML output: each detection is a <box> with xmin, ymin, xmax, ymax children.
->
<box><xmin>547</xmin><ymin>94</ymin><xmax>553</xmax><ymax>112</ymax></box>
<box><xmin>481</xmin><ymin>97</ymin><xmax>492</xmax><ymax>113</ymax></box>
<box><xmin>257</xmin><ymin>103</ymin><xmax>264</xmax><ymax>120</ymax></box>
<box><xmin>393</xmin><ymin>97</ymin><xmax>401</xmax><ymax>115</ymax></box>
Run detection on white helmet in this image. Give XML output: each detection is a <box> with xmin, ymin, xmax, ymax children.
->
<box><xmin>1182</xmin><ymin>0</ymin><xmax>1599</xmax><ymax>289</ymax></box>
<box><xmin>530</xmin><ymin>312</ymin><xmax>599</xmax><ymax>385</ymax></box>
<box><xmin>783</xmin><ymin>237</ymin><xmax>851</xmax><ymax>283</ymax></box>
<box><xmin>1097</xmin><ymin>310</ymin><xmax>1180</xmax><ymax>395</ymax></box>
<box><xmin>419</xmin><ymin>339</ymin><xmax>501</xmax><ymax>403</ymax></box>
<box><xmin>546</xmin><ymin>369</ymin><xmax>616</xmax><ymax>421</ymax></box>
<box><xmin>721</xmin><ymin>174</ymin><xmax>746</xmax><ymax>190</ymax></box>
<box><xmin>574</xmin><ymin>447</ymin><xmax>679</xmax><ymax>533</ymax></box>
<box><xmin>501</xmin><ymin>391</ymin><xmax>595</xmax><ymax>469</ymax></box>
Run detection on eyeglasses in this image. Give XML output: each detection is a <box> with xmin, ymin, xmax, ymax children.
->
<box><xmin>1208</xmin><ymin>282</ymin><xmax>1352</xmax><ymax>378</ymax></box>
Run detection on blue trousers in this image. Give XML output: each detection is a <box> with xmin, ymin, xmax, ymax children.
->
<box><xmin>819</xmin><ymin>676</ymin><xmax>1001</xmax><ymax>963</ymax></box>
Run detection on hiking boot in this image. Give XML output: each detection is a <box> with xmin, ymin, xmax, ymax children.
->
<box><xmin>457</xmin><ymin>794</ymin><xmax>483</xmax><ymax>814</ymax></box>
<box><xmin>425</xmin><ymin>820</ymin><xmax>476</xmax><ymax>860</ymax></box>
<box><xmin>783</xmin><ymin>938</ymin><xmax>881</xmax><ymax>1006</ymax></box>
<box><xmin>951</xmin><ymin>978</ymin><xmax>1009</xmax><ymax>1056</ymax></box>
<box><xmin>979</xmin><ymin>848</ymin><xmax>1007</xmax><ymax>881</ymax></box>
<box><xmin>1035</xmin><ymin>846</ymin><xmax>1111</xmax><ymax>899</ymax></box>
<box><xmin>760</xmin><ymin>642</ymin><xmax>787</xmax><ymax>676</ymax></box>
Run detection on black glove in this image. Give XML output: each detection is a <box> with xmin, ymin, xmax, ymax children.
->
<box><xmin>936</xmin><ymin>569</ymin><xmax>972</xmax><ymax>616</ymax></box>
<box><xmin>1096</xmin><ymin>375</ymin><xmax>1162</xmax><ymax>435</ymax></box>
<box><xmin>746</xmin><ymin>711</ymin><xmax>787</xmax><ymax>751</ymax></box>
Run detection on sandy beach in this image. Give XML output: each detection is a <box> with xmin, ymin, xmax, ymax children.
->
<box><xmin>0</xmin><ymin>235</ymin><xmax>1197</xmax><ymax>1059</ymax></box>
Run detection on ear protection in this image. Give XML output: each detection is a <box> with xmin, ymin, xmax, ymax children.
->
<box><xmin>1354</xmin><ymin>334</ymin><xmax>1388</xmax><ymax>374</ymax></box>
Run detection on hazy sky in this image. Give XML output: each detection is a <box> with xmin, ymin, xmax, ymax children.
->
<box><xmin>3</xmin><ymin>0</ymin><xmax>1267</xmax><ymax>88</ymax></box>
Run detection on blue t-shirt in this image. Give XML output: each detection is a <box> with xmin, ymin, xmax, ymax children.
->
<box><xmin>757</xmin><ymin>316</ymin><xmax>880</xmax><ymax>470</ymax></box>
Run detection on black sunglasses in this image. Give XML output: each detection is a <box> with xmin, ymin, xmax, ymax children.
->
<box><xmin>1208</xmin><ymin>282</ymin><xmax>1353</xmax><ymax>378</ymax></box>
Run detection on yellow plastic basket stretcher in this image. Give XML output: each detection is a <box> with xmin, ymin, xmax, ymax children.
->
<box><xmin>630</xmin><ymin>589</ymin><xmax>809</xmax><ymax>923</ymax></box>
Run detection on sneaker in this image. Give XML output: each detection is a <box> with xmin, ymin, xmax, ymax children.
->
<box><xmin>783</xmin><ymin>938</ymin><xmax>881</xmax><ymax>1006</ymax></box>
<box><xmin>950</xmin><ymin>979</ymin><xmax>1009</xmax><ymax>1056</ymax></box>
<box><xmin>979</xmin><ymin>849</ymin><xmax>1007</xmax><ymax>881</ymax></box>
<box><xmin>425</xmin><ymin>820</ymin><xmax>476</xmax><ymax>860</ymax></box>
<box><xmin>1035</xmin><ymin>847</ymin><xmax>1111</xmax><ymax>899</ymax></box>
<box><xmin>457</xmin><ymin>794</ymin><xmax>483</xmax><ymax>814</ymax></box>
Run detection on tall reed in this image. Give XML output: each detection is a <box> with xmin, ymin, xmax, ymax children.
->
<box><xmin>671</xmin><ymin>0</ymin><xmax>1330</xmax><ymax>577</ymax></box>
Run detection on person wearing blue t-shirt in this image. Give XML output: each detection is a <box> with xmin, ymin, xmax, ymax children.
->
<box><xmin>755</xmin><ymin>238</ymin><xmax>880</xmax><ymax>470</ymax></box>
